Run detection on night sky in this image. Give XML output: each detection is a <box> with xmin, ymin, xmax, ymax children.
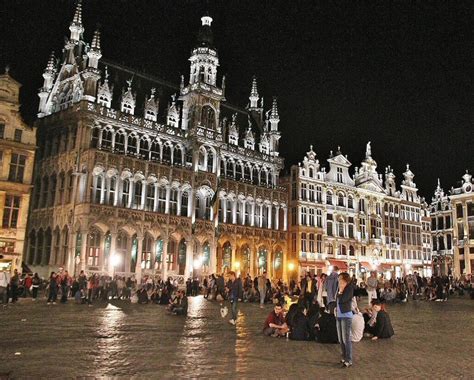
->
<box><xmin>2</xmin><ymin>0</ymin><xmax>472</xmax><ymax>198</ymax></box>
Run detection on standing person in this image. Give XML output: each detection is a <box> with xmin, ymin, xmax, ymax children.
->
<box><xmin>302</xmin><ymin>273</ymin><xmax>317</xmax><ymax>309</ymax></box>
<box><xmin>366</xmin><ymin>271</ymin><xmax>378</xmax><ymax>305</ymax></box>
<box><xmin>32</xmin><ymin>273</ymin><xmax>41</xmax><ymax>301</ymax></box>
<box><xmin>325</xmin><ymin>266</ymin><xmax>339</xmax><ymax>314</ymax></box>
<box><xmin>60</xmin><ymin>271</ymin><xmax>70</xmax><ymax>303</ymax></box>
<box><xmin>317</xmin><ymin>273</ymin><xmax>327</xmax><ymax>307</ymax></box>
<box><xmin>10</xmin><ymin>269</ymin><xmax>19</xmax><ymax>303</ymax></box>
<box><xmin>336</xmin><ymin>272</ymin><xmax>354</xmax><ymax>368</ymax></box>
<box><xmin>24</xmin><ymin>273</ymin><xmax>33</xmax><ymax>298</ymax></box>
<box><xmin>0</xmin><ymin>269</ymin><xmax>10</xmax><ymax>304</ymax></box>
<box><xmin>227</xmin><ymin>271</ymin><xmax>242</xmax><ymax>326</ymax></box>
<box><xmin>47</xmin><ymin>272</ymin><xmax>58</xmax><ymax>305</ymax></box>
<box><xmin>258</xmin><ymin>271</ymin><xmax>267</xmax><ymax>308</ymax></box>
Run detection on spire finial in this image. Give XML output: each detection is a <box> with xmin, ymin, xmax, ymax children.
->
<box><xmin>91</xmin><ymin>28</ymin><xmax>101</xmax><ymax>50</ymax></box>
<box><xmin>271</xmin><ymin>96</ymin><xmax>279</xmax><ymax>119</ymax></box>
<box><xmin>150</xmin><ymin>87</ymin><xmax>156</xmax><ymax>97</ymax></box>
<box><xmin>366</xmin><ymin>141</ymin><xmax>372</xmax><ymax>158</ymax></box>
<box><xmin>72</xmin><ymin>0</ymin><xmax>83</xmax><ymax>26</ymax></box>
<box><xmin>4</xmin><ymin>65</ymin><xmax>10</xmax><ymax>75</ymax></box>
<box><xmin>45</xmin><ymin>51</ymin><xmax>56</xmax><ymax>73</ymax></box>
<box><xmin>201</xmin><ymin>15</ymin><xmax>213</xmax><ymax>26</ymax></box>
<box><xmin>310</xmin><ymin>144</ymin><xmax>313</xmax><ymax>151</ymax></box>
<box><xmin>104</xmin><ymin>66</ymin><xmax>109</xmax><ymax>80</ymax></box>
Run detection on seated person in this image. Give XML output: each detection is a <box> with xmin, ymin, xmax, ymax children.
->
<box><xmin>306</xmin><ymin>303</ymin><xmax>320</xmax><ymax>341</ymax></box>
<box><xmin>314</xmin><ymin>307</ymin><xmax>338</xmax><ymax>344</ymax></box>
<box><xmin>159</xmin><ymin>288</ymin><xmax>171</xmax><ymax>305</ymax></box>
<box><xmin>263</xmin><ymin>303</ymin><xmax>288</xmax><ymax>337</ymax></box>
<box><xmin>172</xmin><ymin>290</ymin><xmax>188</xmax><ymax>316</ymax></box>
<box><xmin>363</xmin><ymin>301</ymin><xmax>378</xmax><ymax>335</ymax></box>
<box><xmin>137</xmin><ymin>286</ymin><xmax>149</xmax><ymax>304</ymax></box>
<box><xmin>285</xmin><ymin>304</ymin><xmax>298</xmax><ymax>328</ymax></box>
<box><xmin>351</xmin><ymin>309</ymin><xmax>365</xmax><ymax>342</ymax></box>
<box><xmin>288</xmin><ymin>304</ymin><xmax>310</xmax><ymax>341</ymax></box>
<box><xmin>370</xmin><ymin>300</ymin><xmax>394</xmax><ymax>340</ymax></box>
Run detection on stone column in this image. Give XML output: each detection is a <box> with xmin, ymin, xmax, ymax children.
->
<box><xmin>100</xmin><ymin>176</ymin><xmax>105</xmax><ymax>204</ymax></box>
<box><xmin>223</xmin><ymin>198</ymin><xmax>227</xmax><ymax>223</ymax></box>
<box><xmin>79</xmin><ymin>229</ymin><xmax>88</xmax><ymax>272</ymax></box>
<box><xmin>283</xmin><ymin>207</ymin><xmax>288</xmax><ymax>231</ymax></box>
<box><xmin>127</xmin><ymin>181</ymin><xmax>134</xmax><ymax>208</ymax></box>
<box><xmin>140</xmin><ymin>182</ymin><xmax>146</xmax><ymax>210</ymax></box>
<box><xmin>210</xmin><ymin>241</ymin><xmax>217</xmax><ymax>274</ymax></box>
<box><xmin>267</xmin><ymin>204</ymin><xmax>272</xmax><ymax>229</ymax></box>
<box><xmin>108</xmin><ymin>232</ymin><xmax>117</xmax><ymax>276</ymax></box>
<box><xmin>165</xmin><ymin>186</ymin><xmax>171</xmax><ymax>214</ymax></box>
<box><xmin>250</xmin><ymin>202</ymin><xmax>255</xmax><ymax>227</ymax></box>
<box><xmin>177</xmin><ymin>189</ymin><xmax>182</xmax><ymax>216</ymax></box>
<box><xmin>162</xmin><ymin>238</ymin><xmax>169</xmax><ymax>281</ymax></box>
<box><xmin>153</xmin><ymin>184</ymin><xmax>158</xmax><ymax>212</ymax></box>
<box><xmin>259</xmin><ymin>205</ymin><xmax>263</xmax><ymax>228</ymax></box>
<box><xmin>274</xmin><ymin>206</ymin><xmax>280</xmax><ymax>230</ymax></box>
<box><xmin>184</xmin><ymin>238</ymin><xmax>194</xmax><ymax>279</ymax></box>
<box><xmin>135</xmin><ymin>236</ymin><xmax>143</xmax><ymax>283</ymax></box>
<box><xmin>232</xmin><ymin>199</ymin><xmax>237</xmax><ymax>224</ymax></box>
<box><xmin>241</xmin><ymin>201</ymin><xmax>246</xmax><ymax>225</ymax></box>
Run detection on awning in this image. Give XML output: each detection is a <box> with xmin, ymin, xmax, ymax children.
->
<box><xmin>328</xmin><ymin>260</ymin><xmax>348</xmax><ymax>271</ymax></box>
<box><xmin>359</xmin><ymin>262</ymin><xmax>372</xmax><ymax>270</ymax></box>
<box><xmin>380</xmin><ymin>263</ymin><xmax>392</xmax><ymax>271</ymax></box>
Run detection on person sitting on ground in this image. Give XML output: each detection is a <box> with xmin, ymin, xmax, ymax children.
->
<box><xmin>263</xmin><ymin>303</ymin><xmax>288</xmax><ymax>337</ymax></box>
<box><xmin>137</xmin><ymin>286</ymin><xmax>149</xmax><ymax>304</ymax></box>
<box><xmin>350</xmin><ymin>298</ymin><xmax>365</xmax><ymax>343</ymax></box>
<box><xmin>159</xmin><ymin>288</ymin><xmax>171</xmax><ymax>305</ymax></box>
<box><xmin>370</xmin><ymin>300</ymin><xmax>395</xmax><ymax>340</ymax></box>
<box><xmin>307</xmin><ymin>302</ymin><xmax>320</xmax><ymax>341</ymax></box>
<box><xmin>314</xmin><ymin>307</ymin><xmax>338</xmax><ymax>344</ymax></box>
<box><xmin>288</xmin><ymin>304</ymin><xmax>310</xmax><ymax>341</ymax></box>
<box><xmin>172</xmin><ymin>290</ymin><xmax>188</xmax><ymax>316</ymax></box>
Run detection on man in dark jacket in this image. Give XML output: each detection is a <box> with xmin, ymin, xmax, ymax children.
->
<box><xmin>315</xmin><ymin>307</ymin><xmax>338</xmax><ymax>343</ymax></box>
<box><xmin>227</xmin><ymin>271</ymin><xmax>242</xmax><ymax>326</ymax></box>
<box><xmin>301</xmin><ymin>273</ymin><xmax>317</xmax><ymax>309</ymax></box>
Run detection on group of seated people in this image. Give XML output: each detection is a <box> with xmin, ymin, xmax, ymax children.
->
<box><xmin>263</xmin><ymin>297</ymin><xmax>394</xmax><ymax>343</ymax></box>
<box><xmin>132</xmin><ymin>285</ymin><xmax>188</xmax><ymax>316</ymax></box>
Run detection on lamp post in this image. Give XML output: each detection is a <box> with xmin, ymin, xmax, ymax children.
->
<box><xmin>111</xmin><ymin>253</ymin><xmax>121</xmax><ymax>278</ymax></box>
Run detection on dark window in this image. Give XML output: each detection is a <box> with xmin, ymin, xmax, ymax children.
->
<box><xmin>2</xmin><ymin>195</ymin><xmax>20</xmax><ymax>228</ymax></box>
<box><xmin>0</xmin><ymin>123</ymin><xmax>4</xmax><ymax>139</ymax></box>
<box><xmin>14</xmin><ymin>129</ymin><xmax>22</xmax><ymax>143</ymax></box>
<box><xmin>8</xmin><ymin>154</ymin><xmax>26</xmax><ymax>183</ymax></box>
<box><xmin>456</xmin><ymin>204</ymin><xmax>463</xmax><ymax>218</ymax></box>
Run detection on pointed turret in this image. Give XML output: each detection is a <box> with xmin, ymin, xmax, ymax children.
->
<box><xmin>69</xmin><ymin>0</ymin><xmax>84</xmax><ymax>42</ymax></box>
<box><xmin>120</xmin><ymin>78</ymin><xmax>136</xmax><ymax>115</ymax></box>
<box><xmin>269</xmin><ymin>97</ymin><xmax>280</xmax><ymax>131</ymax></box>
<box><xmin>249</xmin><ymin>76</ymin><xmax>259</xmax><ymax>109</ymax></box>
<box><xmin>38</xmin><ymin>51</ymin><xmax>57</xmax><ymax>117</ymax></box>
<box><xmin>87</xmin><ymin>28</ymin><xmax>102</xmax><ymax>69</ymax></box>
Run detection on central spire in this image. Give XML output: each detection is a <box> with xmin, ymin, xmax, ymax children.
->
<box><xmin>197</xmin><ymin>14</ymin><xmax>214</xmax><ymax>48</ymax></box>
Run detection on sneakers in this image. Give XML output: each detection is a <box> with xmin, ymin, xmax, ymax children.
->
<box><xmin>47</xmin><ymin>302</ymin><xmax>50</xmax><ymax>305</ymax></box>
<box><xmin>342</xmin><ymin>361</ymin><xmax>353</xmax><ymax>368</ymax></box>
<box><xmin>228</xmin><ymin>319</ymin><xmax>236</xmax><ymax>325</ymax></box>
<box><xmin>52</xmin><ymin>302</ymin><xmax>56</xmax><ymax>305</ymax></box>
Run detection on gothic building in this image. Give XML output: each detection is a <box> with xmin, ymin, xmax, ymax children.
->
<box><xmin>27</xmin><ymin>3</ymin><xmax>288</xmax><ymax>280</ymax></box>
<box><xmin>0</xmin><ymin>69</ymin><xmax>36</xmax><ymax>273</ymax></box>
<box><xmin>283</xmin><ymin>143</ymin><xmax>432</xmax><ymax>280</ymax></box>
<box><xmin>430</xmin><ymin>172</ymin><xmax>474</xmax><ymax>276</ymax></box>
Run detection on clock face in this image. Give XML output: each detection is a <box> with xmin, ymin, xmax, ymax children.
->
<box><xmin>465</xmin><ymin>185</ymin><xmax>472</xmax><ymax>193</ymax></box>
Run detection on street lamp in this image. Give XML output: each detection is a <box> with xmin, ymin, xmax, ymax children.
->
<box><xmin>111</xmin><ymin>253</ymin><xmax>121</xmax><ymax>277</ymax></box>
<box><xmin>288</xmin><ymin>262</ymin><xmax>295</xmax><ymax>271</ymax></box>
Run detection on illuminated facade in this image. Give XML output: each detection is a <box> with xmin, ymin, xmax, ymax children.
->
<box><xmin>26</xmin><ymin>3</ymin><xmax>287</xmax><ymax>280</ymax></box>
<box><xmin>0</xmin><ymin>69</ymin><xmax>36</xmax><ymax>273</ymax></box>
<box><xmin>284</xmin><ymin>143</ymin><xmax>432</xmax><ymax>279</ymax></box>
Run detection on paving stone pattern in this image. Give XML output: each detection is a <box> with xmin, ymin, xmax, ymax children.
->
<box><xmin>0</xmin><ymin>296</ymin><xmax>473</xmax><ymax>379</ymax></box>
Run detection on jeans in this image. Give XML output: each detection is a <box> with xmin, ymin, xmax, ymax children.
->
<box><xmin>10</xmin><ymin>284</ymin><xmax>18</xmax><ymax>302</ymax></box>
<box><xmin>336</xmin><ymin>318</ymin><xmax>353</xmax><ymax>363</ymax></box>
<box><xmin>47</xmin><ymin>287</ymin><xmax>57</xmax><ymax>303</ymax></box>
<box><xmin>0</xmin><ymin>286</ymin><xmax>7</xmax><ymax>304</ymax></box>
<box><xmin>259</xmin><ymin>289</ymin><xmax>265</xmax><ymax>305</ymax></box>
<box><xmin>231</xmin><ymin>300</ymin><xmax>238</xmax><ymax>321</ymax></box>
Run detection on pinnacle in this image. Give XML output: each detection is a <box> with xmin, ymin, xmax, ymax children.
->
<box><xmin>72</xmin><ymin>0</ymin><xmax>82</xmax><ymax>25</ymax></box>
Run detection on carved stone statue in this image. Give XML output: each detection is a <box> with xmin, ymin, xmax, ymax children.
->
<box><xmin>366</xmin><ymin>141</ymin><xmax>371</xmax><ymax>157</ymax></box>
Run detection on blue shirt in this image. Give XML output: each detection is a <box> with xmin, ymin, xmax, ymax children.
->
<box><xmin>336</xmin><ymin>299</ymin><xmax>353</xmax><ymax>319</ymax></box>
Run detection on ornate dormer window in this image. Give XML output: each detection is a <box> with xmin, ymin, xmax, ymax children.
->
<box><xmin>228</xmin><ymin>113</ymin><xmax>239</xmax><ymax>145</ymax></box>
<box><xmin>120</xmin><ymin>78</ymin><xmax>136</xmax><ymax>115</ymax></box>
<box><xmin>259</xmin><ymin>134</ymin><xmax>270</xmax><ymax>155</ymax></box>
<box><xmin>97</xmin><ymin>66</ymin><xmax>112</xmax><ymax>108</ymax></box>
<box><xmin>244</xmin><ymin>127</ymin><xmax>255</xmax><ymax>150</ymax></box>
<box><xmin>144</xmin><ymin>88</ymin><xmax>159</xmax><ymax>122</ymax></box>
<box><xmin>201</xmin><ymin>105</ymin><xmax>216</xmax><ymax>129</ymax></box>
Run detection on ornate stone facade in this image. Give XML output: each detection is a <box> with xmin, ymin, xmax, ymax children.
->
<box><xmin>0</xmin><ymin>69</ymin><xmax>36</xmax><ymax>273</ymax></box>
<box><xmin>431</xmin><ymin>172</ymin><xmax>474</xmax><ymax>276</ymax></box>
<box><xmin>27</xmin><ymin>4</ymin><xmax>288</xmax><ymax>280</ymax></box>
<box><xmin>283</xmin><ymin>143</ymin><xmax>432</xmax><ymax>280</ymax></box>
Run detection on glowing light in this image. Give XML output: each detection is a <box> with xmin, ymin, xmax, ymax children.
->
<box><xmin>234</xmin><ymin>261</ymin><xmax>241</xmax><ymax>269</ymax></box>
<box><xmin>288</xmin><ymin>262</ymin><xmax>295</xmax><ymax>271</ymax></box>
<box><xmin>111</xmin><ymin>254</ymin><xmax>122</xmax><ymax>267</ymax></box>
<box><xmin>193</xmin><ymin>256</ymin><xmax>203</xmax><ymax>269</ymax></box>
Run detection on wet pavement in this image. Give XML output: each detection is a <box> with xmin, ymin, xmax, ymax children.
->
<box><xmin>0</xmin><ymin>296</ymin><xmax>473</xmax><ymax>379</ymax></box>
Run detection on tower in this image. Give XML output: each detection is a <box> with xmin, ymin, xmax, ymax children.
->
<box><xmin>179</xmin><ymin>16</ymin><xmax>225</xmax><ymax>131</ymax></box>
<box><xmin>83</xmin><ymin>28</ymin><xmax>102</xmax><ymax>101</ymax></box>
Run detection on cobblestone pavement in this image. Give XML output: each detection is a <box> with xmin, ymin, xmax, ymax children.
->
<box><xmin>0</xmin><ymin>296</ymin><xmax>473</xmax><ymax>379</ymax></box>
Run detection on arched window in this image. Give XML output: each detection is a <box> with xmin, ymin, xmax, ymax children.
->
<box><xmin>121</xmin><ymin>178</ymin><xmax>130</xmax><ymax>207</ymax></box>
<box><xmin>226</xmin><ymin>198</ymin><xmax>233</xmax><ymax>223</ymax></box>
<box><xmin>146</xmin><ymin>183</ymin><xmax>155</xmax><ymax>211</ymax></box>
<box><xmin>207</xmin><ymin>150</ymin><xmax>214</xmax><ymax>173</ymax></box>
<box><xmin>162</xmin><ymin>143</ymin><xmax>172</xmax><ymax>162</ymax></box>
<box><xmin>107</xmin><ymin>176</ymin><xmax>117</xmax><ymax>206</ymax></box>
<box><xmin>201</xmin><ymin>105</ymin><xmax>216</xmax><ymax>129</ymax></box>
<box><xmin>94</xmin><ymin>175</ymin><xmax>103</xmax><ymax>204</ymax></box>
<box><xmin>260</xmin><ymin>170</ymin><xmax>267</xmax><ymax>186</ymax></box>
<box><xmin>338</xmin><ymin>193</ymin><xmax>345</xmax><ymax>207</ymax></box>
<box><xmin>139</xmin><ymin>138</ymin><xmax>149</xmax><ymax>159</ymax></box>
<box><xmin>181</xmin><ymin>190</ymin><xmax>189</xmax><ymax>216</ymax></box>
<box><xmin>223</xmin><ymin>242</ymin><xmax>232</xmax><ymax>271</ymax></box>
<box><xmin>102</xmin><ymin>129</ymin><xmax>113</xmax><ymax>150</ymax></box>
<box><xmin>157</xmin><ymin>186</ymin><xmax>167</xmax><ymax>213</ymax></box>
<box><xmin>155</xmin><ymin>238</ymin><xmax>163</xmax><ymax>270</ymax></box>
<box><xmin>327</xmin><ymin>243</ymin><xmax>334</xmax><ymax>255</ymax></box>
<box><xmin>309</xmin><ymin>167</ymin><xmax>314</xmax><ymax>177</ymax></box>
<box><xmin>150</xmin><ymin>140</ymin><xmax>161</xmax><ymax>161</ymax></box>
<box><xmin>91</xmin><ymin>128</ymin><xmax>100</xmax><ymax>148</ymax></box>
<box><xmin>87</xmin><ymin>228</ymin><xmax>101</xmax><ymax>267</ymax></box>
<box><xmin>340</xmin><ymin>245</ymin><xmax>347</xmax><ymax>256</ymax></box>
<box><xmin>133</xmin><ymin>180</ymin><xmax>143</xmax><ymax>209</ymax></box>
<box><xmin>174</xmin><ymin>146</ymin><xmax>182</xmax><ymax>166</ymax></box>
<box><xmin>244</xmin><ymin>165</ymin><xmax>251</xmax><ymax>181</ymax></box>
<box><xmin>127</xmin><ymin>134</ymin><xmax>138</xmax><ymax>156</ymax></box>
<box><xmin>273</xmin><ymin>249</ymin><xmax>283</xmax><ymax>279</ymax></box>
<box><xmin>141</xmin><ymin>234</ymin><xmax>153</xmax><ymax>270</ymax></box>
<box><xmin>115</xmin><ymin>232</ymin><xmax>127</xmax><ymax>272</ymax></box>
<box><xmin>226</xmin><ymin>160</ymin><xmax>234</xmax><ymax>178</ymax></box>
<box><xmin>115</xmin><ymin>132</ymin><xmax>125</xmax><ymax>153</ymax></box>
<box><xmin>257</xmin><ymin>246</ymin><xmax>268</xmax><ymax>274</ymax></box>
<box><xmin>169</xmin><ymin>188</ymin><xmax>178</xmax><ymax>215</ymax></box>
<box><xmin>253</xmin><ymin>167</ymin><xmax>259</xmax><ymax>185</ymax></box>
<box><xmin>326</xmin><ymin>191</ymin><xmax>333</xmax><ymax>205</ymax></box>
<box><xmin>349</xmin><ymin>245</ymin><xmax>355</xmax><ymax>256</ymax></box>
<box><xmin>178</xmin><ymin>239</ymin><xmax>186</xmax><ymax>275</ymax></box>
<box><xmin>235</xmin><ymin>163</ymin><xmax>242</xmax><ymax>180</ymax></box>
<box><xmin>49</xmin><ymin>174</ymin><xmax>57</xmax><ymax>207</ymax></box>
<box><xmin>220</xmin><ymin>159</ymin><xmax>226</xmax><ymax>177</ymax></box>
<box><xmin>316</xmin><ymin>234</ymin><xmax>322</xmax><ymax>253</ymax></box>
<box><xmin>27</xmin><ymin>230</ymin><xmax>36</xmax><ymax>265</ymax></box>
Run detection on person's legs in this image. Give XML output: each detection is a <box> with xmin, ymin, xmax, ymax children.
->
<box><xmin>336</xmin><ymin>319</ymin><xmax>345</xmax><ymax>360</ymax></box>
<box><xmin>259</xmin><ymin>289</ymin><xmax>265</xmax><ymax>306</ymax></box>
<box><xmin>341</xmin><ymin>318</ymin><xmax>353</xmax><ymax>364</ymax></box>
<box><xmin>0</xmin><ymin>286</ymin><xmax>6</xmax><ymax>304</ymax></box>
<box><xmin>231</xmin><ymin>300</ymin><xmax>238</xmax><ymax>321</ymax></box>
<box><xmin>11</xmin><ymin>285</ymin><xmax>18</xmax><ymax>302</ymax></box>
<box><xmin>263</xmin><ymin>327</ymin><xmax>275</xmax><ymax>336</ymax></box>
